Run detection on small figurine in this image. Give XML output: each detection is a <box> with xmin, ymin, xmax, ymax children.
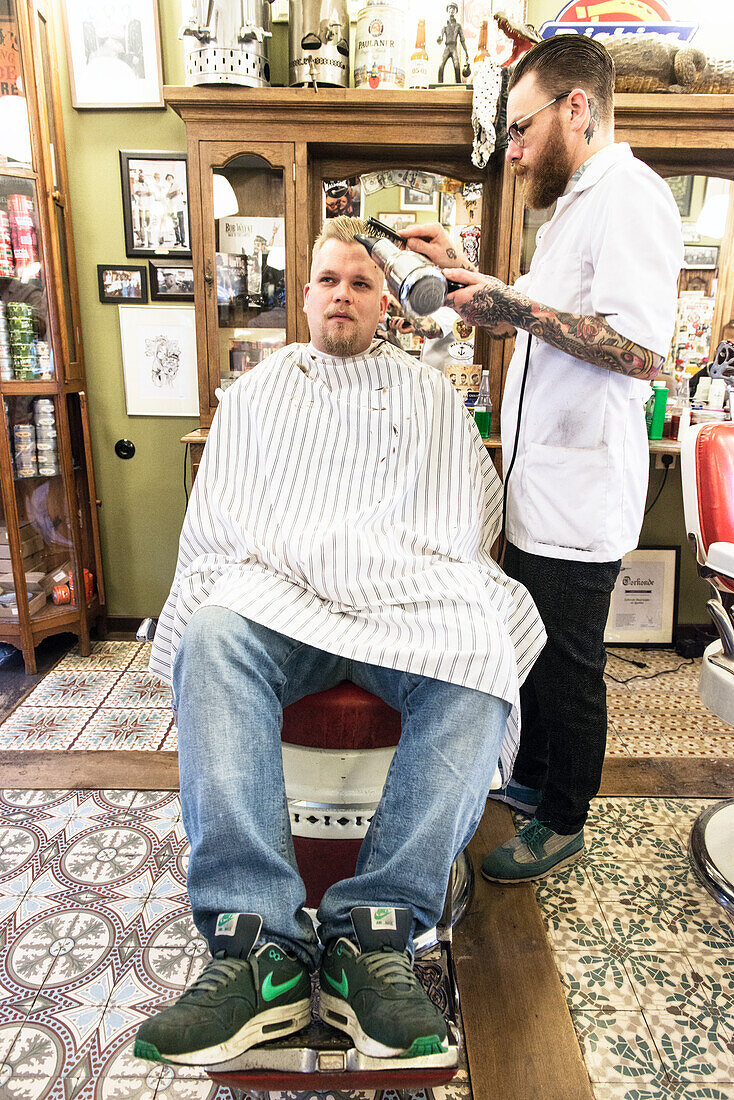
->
<box><xmin>436</xmin><ymin>3</ymin><xmax>469</xmax><ymax>84</ymax></box>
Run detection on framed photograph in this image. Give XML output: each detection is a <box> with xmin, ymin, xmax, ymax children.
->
<box><xmin>439</xmin><ymin>191</ymin><xmax>456</xmax><ymax>226</ymax></box>
<box><xmin>149</xmin><ymin>260</ymin><xmax>194</xmax><ymax>302</ymax></box>
<box><xmin>120</xmin><ymin>151</ymin><xmax>191</xmax><ymax>259</ymax></box>
<box><xmin>97</xmin><ymin>264</ymin><xmax>147</xmax><ymax>303</ymax></box>
<box><xmin>666</xmin><ymin>175</ymin><xmax>694</xmax><ymax>219</ymax></box>
<box><xmin>401</xmin><ymin>187</ymin><xmax>438</xmax><ymax>212</ymax></box>
<box><xmin>377</xmin><ymin>212</ymin><xmax>416</xmax><ymax>233</ymax></box>
<box><xmin>683</xmin><ymin>244</ymin><xmax>719</xmax><ymax>269</ymax></box>
<box><xmin>61</xmin><ymin>0</ymin><xmax>164</xmax><ymax>109</ymax></box>
<box><xmin>604</xmin><ymin>546</ymin><xmax>680</xmax><ymax>646</ymax></box>
<box><xmin>324</xmin><ymin>178</ymin><xmax>362</xmax><ymax>219</ymax></box>
<box><xmin>119</xmin><ymin>305</ymin><xmax>198</xmax><ymax>417</ymax></box>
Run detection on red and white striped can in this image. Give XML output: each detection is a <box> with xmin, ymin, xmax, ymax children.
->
<box><xmin>7</xmin><ymin>194</ymin><xmax>39</xmax><ymax>275</ymax></box>
<box><xmin>0</xmin><ymin>212</ymin><xmax>14</xmax><ymax>277</ymax></box>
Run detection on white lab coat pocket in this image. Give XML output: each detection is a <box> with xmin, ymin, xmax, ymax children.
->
<box><xmin>522</xmin><ymin>441</ymin><xmax>609</xmax><ymax>554</ymax></box>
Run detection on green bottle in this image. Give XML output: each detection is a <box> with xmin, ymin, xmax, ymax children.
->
<box><xmin>645</xmin><ymin>379</ymin><xmax>668</xmax><ymax>440</ymax></box>
<box><xmin>474</xmin><ymin>369</ymin><xmax>492</xmax><ymax>439</ymax></box>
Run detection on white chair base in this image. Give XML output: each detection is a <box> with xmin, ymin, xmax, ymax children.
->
<box><xmin>688</xmin><ymin>800</ymin><xmax>734</xmax><ymax>917</ymax></box>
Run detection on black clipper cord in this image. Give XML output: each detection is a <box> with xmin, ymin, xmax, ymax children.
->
<box><xmin>497</xmin><ymin>333</ymin><xmax>532</xmax><ymax>563</ymax></box>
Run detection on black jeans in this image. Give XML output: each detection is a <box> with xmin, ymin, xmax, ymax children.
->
<box><xmin>502</xmin><ymin>542</ymin><xmax>621</xmax><ymax>835</ymax></box>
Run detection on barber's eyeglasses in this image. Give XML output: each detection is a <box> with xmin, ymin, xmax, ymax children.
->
<box><xmin>507</xmin><ymin>91</ymin><xmax>571</xmax><ymax>147</ymax></box>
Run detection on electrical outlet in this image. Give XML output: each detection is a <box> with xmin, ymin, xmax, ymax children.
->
<box><xmin>655</xmin><ymin>452</ymin><xmax>677</xmax><ymax>470</ymax></box>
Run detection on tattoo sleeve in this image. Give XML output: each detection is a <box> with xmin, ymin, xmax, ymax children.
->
<box><xmin>388</xmin><ymin>303</ymin><xmax>442</xmax><ymax>339</ymax></box>
<box><xmin>461</xmin><ymin>284</ymin><xmax>663</xmax><ymax>380</ymax></box>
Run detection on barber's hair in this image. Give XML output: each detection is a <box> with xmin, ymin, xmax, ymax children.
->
<box><xmin>509</xmin><ymin>35</ymin><xmax>615</xmax><ymax>127</ymax></box>
<box><xmin>311</xmin><ymin>215</ymin><xmax>369</xmax><ymax>266</ymax></box>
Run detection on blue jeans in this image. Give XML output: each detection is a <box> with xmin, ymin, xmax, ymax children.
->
<box><xmin>174</xmin><ymin>605</ymin><xmax>510</xmax><ymax>969</ymax></box>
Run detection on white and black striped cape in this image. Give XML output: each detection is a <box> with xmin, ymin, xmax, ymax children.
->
<box><xmin>149</xmin><ymin>340</ymin><xmax>546</xmax><ymax>779</ymax></box>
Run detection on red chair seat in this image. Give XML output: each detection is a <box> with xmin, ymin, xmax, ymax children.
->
<box><xmin>282</xmin><ymin>682</ymin><xmax>401</xmax><ymax>750</ymax></box>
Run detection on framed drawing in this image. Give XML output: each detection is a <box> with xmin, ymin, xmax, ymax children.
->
<box><xmin>401</xmin><ymin>187</ymin><xmax>438</xmax><ymax>212</ymax></box>
<box><xmin>120</xmin><ymin>151</ymin><xmax>191</xmax><ymax>259</ymax></box>
<box><xmin>604</xmin><ymin>546</ymin><xmax>680</xmax><ymax>646</ymax></box>
<box><xmin>119</xmin><ymin>305</ymin><xmax>198</xmax><ymax>416</ymax></box>
<box><xmin>61</xmin><ymin>0</ymin><xmax>164</xmax><ymax>109</ymax></box>
<box><xmin>149</xmin><ymin>260</ymin><xmax>194</xmax><ymax>302</ymax></box>
<box><xmin>97</xmin><ymin>264</ymin><xmax>147</xmax><ymax>303</ymax></box>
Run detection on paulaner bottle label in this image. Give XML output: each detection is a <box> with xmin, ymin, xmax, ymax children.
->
<box><xmin>354</xmin><ymin>5</ymin><xmax>407</xmax><ymax>88</ymax></box>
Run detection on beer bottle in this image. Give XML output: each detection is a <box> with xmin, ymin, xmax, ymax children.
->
<box><xmin>409</xmin><ymin>20</ymin><xmax>429</xmax><ymax>89</ymax></box>
<box><xmin>474</xmin><ymin>20</ymin><xmax>490</xmax><ymax>65</ymax></box>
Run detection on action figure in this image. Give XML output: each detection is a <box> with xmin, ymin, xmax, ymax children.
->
<box><xmin>436</xmin><ymin>3</ymin><xmax>469</xmax><ymax>84</ymax></box>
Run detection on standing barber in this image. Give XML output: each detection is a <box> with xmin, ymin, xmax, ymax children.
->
<box><xmin>402</xmin><ymin>35</ymin><xmax>682</xmax><ymax>881</ymax></box>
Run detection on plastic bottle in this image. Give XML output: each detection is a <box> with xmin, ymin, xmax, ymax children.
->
<box><xmin>645</xmin><ymin>379</ymin><xmax>668</xmax><ymax>440</ymax></box>
<box><xmin>473</xmin><ymin>369</ymin><xmax>492</xmax><ymax>438</ymax></box>
<box><xmin>408</xmin><ymin>19</ymin><xmax>429</xmax><ymax>89</ymax></box>
<box><xmin>671</xmin><ymin>376</ymin><xmax>691</xmax><ymax>440</ymax></box>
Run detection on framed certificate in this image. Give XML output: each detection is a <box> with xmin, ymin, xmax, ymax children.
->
<box><xmin>605</xmin><ymin>547</ymin><xmax>680</xmax><ymax>646</ymax></box>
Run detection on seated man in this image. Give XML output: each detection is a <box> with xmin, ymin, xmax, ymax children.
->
<box><xmin>135</xmin><ymin>216</ymin><xmax>545</xmax><ymax>1068</ymax></box>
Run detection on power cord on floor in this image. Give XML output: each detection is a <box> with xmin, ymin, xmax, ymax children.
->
<box><xmin>605</xmin><ymin>648</ymin><xmax>694</xmax><ymax>684</ymax></box>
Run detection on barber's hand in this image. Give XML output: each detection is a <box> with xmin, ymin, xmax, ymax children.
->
<box><xmin>387</xmin><ymin>314</ymin><xmax>415</xmax><ymax>335</ymax></box>
<box><xmin>443</xmin><ymin>268</ymin><xmax>517</xmax><ymax>336</ymax></box>
<box><xmin>399</xmin><ymin>222</ymin><xmax>473</xmax><ymax>271</ymax></box>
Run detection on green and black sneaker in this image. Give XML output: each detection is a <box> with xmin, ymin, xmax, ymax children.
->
<box><xmin>319</xmin><ymin>906</ymin><xmax>448</xmax><ymax>1059</ymax></box>
<box><xmin>134</xmin><ymin>913</ymin><xmax>311</xmax><ymax>1067</ymax></box>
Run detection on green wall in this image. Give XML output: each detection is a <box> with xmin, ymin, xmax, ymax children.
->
<box><xmin>53</xmin><ymin>5</ymin><xmax>710</xmax><ymax>626</ymax></box>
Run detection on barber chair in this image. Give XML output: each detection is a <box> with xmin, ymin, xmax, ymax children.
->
<box><xmin>680</xmin><ymin>423</ymin><xmax>734</xmax><ymax>916</ymax></box>
<box><xmin>137</xmin><ymin>617</ymin><xmax>502</xmax><ymax>1087</ymax></box>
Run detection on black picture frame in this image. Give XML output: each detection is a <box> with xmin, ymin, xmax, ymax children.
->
<box><xmin>97</xmin><ymin>264</ymin><xmax>147</xmax><ymax>303</ymax></box>
<box><xmin>119</xmin><ymin>150</ymin><xmax>192</xmax><ymax>259</ymax></box>
<box><xmin>148</xmin><ymin>259</ymin><xmax>195</xmax><ymax>302</ymax></box>
<box><xmin>666</xmin><ymin>175</ymin><xmax>694</xmax><ymax>219</ymax></box>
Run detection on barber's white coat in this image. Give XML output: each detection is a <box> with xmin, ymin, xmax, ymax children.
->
<box><xmin>150</xmin><ymin>340</ymin><xmax>546</xmax><ymax>780</ymax></box>
<box><xmin>502</xmin><ymin>142</ymin><xmax>683</xmax><ymax>562</ymax></box>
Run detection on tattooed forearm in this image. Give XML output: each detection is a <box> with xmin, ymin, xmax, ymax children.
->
<box><xmin>409</xmin><ymin>315</ymin><xmax>442</xmax><ymax>338</ymax></box>
<box><xmin>460</xmin><ymin>283</ymin><xmax>663</xmax><ymax>379</ymax></box>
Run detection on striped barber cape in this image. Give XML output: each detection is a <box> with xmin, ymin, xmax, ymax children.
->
<box><xmin>150</xmin><ymin>339</ymin><xmax>546</xmax><ymax>779</ymax></box>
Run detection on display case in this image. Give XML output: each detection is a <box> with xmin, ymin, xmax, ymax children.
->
<box><xmin>0</xmin><ymin>0</ymin><xmax>104</xmax><ymax>672</ymax></box>
<box><xmin>166</xmin><ymin>87</ymin><xmax>734</xmax><ymax>475</ymax></box>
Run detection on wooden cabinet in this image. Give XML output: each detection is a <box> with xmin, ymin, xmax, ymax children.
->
<box><xmin>167</xmin><ymin>85</ymin><xmax>734</xmax><ymax>474</ymax></box>
<box><xmin>0</xmin><ymin>0</ymin><xmax>105</xmax><ymax>672</ymax></box>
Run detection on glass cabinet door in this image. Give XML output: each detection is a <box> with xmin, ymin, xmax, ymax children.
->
<box><xmin>200</xmin><ymin>144</ymin><xmax>296</xmax><ymax>420</ymax></box>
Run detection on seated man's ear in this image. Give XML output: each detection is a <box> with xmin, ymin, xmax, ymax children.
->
<box><xmin>379</xmin><ymin>290</ymin><xmax>389</xmax><ymax>321</ymax></box>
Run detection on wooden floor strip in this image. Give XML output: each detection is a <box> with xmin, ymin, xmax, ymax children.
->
<box><xmin>455</xmin><ymin>802</ymin><xmax>594</xmax><ymax>1100</ymax></box>
<box><xmin>1</xmin><ymin>750</ymin><xmax>729</xmax><ymax>794</ymax></box>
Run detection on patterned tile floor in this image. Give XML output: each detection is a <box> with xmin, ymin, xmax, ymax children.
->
<box><xmin>0</xmin><ymin>788</ymin><xmax>469</xmax><ymax>1100</ymax></box>
<box><xmin>0</xmin><ymin>642</ymin><xmax>732</xmax><ymax>1099</ymax></box>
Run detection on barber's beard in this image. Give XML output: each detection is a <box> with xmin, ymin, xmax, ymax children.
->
<box><xmin>516</xmin><ymin>123</ymin><xmax>575</xmax><ymax>210</ymax></box>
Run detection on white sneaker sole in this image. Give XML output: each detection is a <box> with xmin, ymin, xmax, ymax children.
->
<box><xmin>319</xmin><ymin>991</ymin><xmax>447</xmax><ymax>1060</ymax></box>
<box><xmin>160</xmin><ymin>998</ymin><xmax>312</xmax><ymax>1066</ymax></box>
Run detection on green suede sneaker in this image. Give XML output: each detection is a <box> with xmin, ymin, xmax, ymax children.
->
<box><xmin>481</xmin><ymin>819</ymin><xmax>585</xmax><ymax>883</ymax></box>
<box><xmin>319</xmin><ymin>906</ymin><xmax>448</xmax><ymax>1059</ymax></box>
<box><xmin>134</xmin><ymin>913</ymin><xmax>311</xmax><ymax>1066</ymax></box>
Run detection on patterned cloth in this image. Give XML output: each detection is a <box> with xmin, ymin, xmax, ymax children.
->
<box><xmin>150</xmin><ymin>339</ymin><xmax>546</xmax><ymax>779</ymax></box>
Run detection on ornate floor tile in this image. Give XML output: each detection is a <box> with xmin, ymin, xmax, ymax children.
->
<box><xmin>644</xmin><ymin>1010</ymin><xmax>734</xmax><ymax>1084</ymax></box>
<box><xmin>571</xmin><ymin>1008</ymin><xmax>663</xmax><ymax>1083</ymax></box>
<box><xmin>588</xmin><ymin>800</ymin><xmax>678</xmax><ymax>829</ymax></box>
<box><xmin>555</xmin><ymin>949</ymin><xmax>639</xmax><ymax>1011</ymax></box>
<box><xmin>54</xmin><ymin>641</ymin><xmax>142</xmax><ymax>672</ymax></box>
<box><xmin>0</xmin><ymin>709</ymin><xmax>95</xmax><ymax>751</ymax></box>
<box><xmin>673</xmin><ymin>911</ymin><xmax>734</xmax><ymax>955</ymax></box>
<box><xmin>662</xmin><ymin>735</ymin><xmax>734</xmax><ymax>757</ymax></box>
<box><xmin>605</xmin><ymin>734</ymin><xmax>631</xmax><ymax>756</ymax></box>
<box><xmin>630</xmin><ymin>713</ymin><xmax>705</xmax><ymax>735</ymax></box>
<box><xmin>599</xmin><ymin>905</ymin><xmax>683</xmax><ymax>954</ymax></box>
<box><xmin>664</xmin><ymin>800</ymin><xmax>722</xmax><ymax>830</ymax></box>
<box><xmin>623</xmin><ymin>951</ymin><xmax>713</xmax><ymax>1008</ymax></box>
<box><xmin>615</xmin><ymin>734</ymin><xmax>675</xmax><ymax>755</ymax></box>
<box><xmin>128</xmin><ymin>645</ymin><xmax>155</xmax><ymax>672</ymax></box>
<box><xmin>21</xmin><ymin>671</ymin><xmax>119</xmax><ymax>711</ymax></box>
<box><xmin>592</xmin><ymin>1085</ymin><xmax>734</xmax><ymax>1098</ymax></box>
<box><xmin>72</xmin><ymin>709</ymin><xmax>173</xmax><ymax>751</ymax></box>
<box><xmin>585</xmin><ymin>824</ymin><xmax>685</xmax><ymax>864</ymax></box>
<box><xmin>540</xmin><ymin>899</ymin><xmax>611</xmax><ymax>951</ymax></box>
<box><xmin>102</xmin><ymin>673</ymin><xmax>174</xmax><ymax>711</ymax></box>
<box><xmin>534</xmin><ymin>863</ymin><xmax>600</xmax><ymax>909</ymax></box>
